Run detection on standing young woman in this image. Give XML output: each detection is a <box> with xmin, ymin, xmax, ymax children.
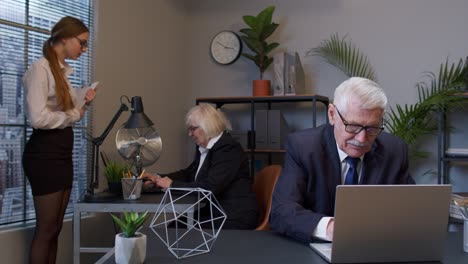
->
<box><xmin>22</xmin><ymin>16</ymin><xmax>96</xmax><ymax>264</ymax></box>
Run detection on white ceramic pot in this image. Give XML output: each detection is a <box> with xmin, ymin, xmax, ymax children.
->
<box><xmin>115</xmin><ymin>232</ymin><xmax>147</xmax><ymax>264</ymax></box>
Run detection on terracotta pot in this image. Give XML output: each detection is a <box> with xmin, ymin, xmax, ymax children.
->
<box><xmin>253</xmin><ymin>80</ymin><xmax>271</xmax><ymax>96</ymax></box>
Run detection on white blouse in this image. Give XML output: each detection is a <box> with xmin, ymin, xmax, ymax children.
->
<box><xmin>23</xmin><ymin>57</ymin><xmax>81</xmax><ymax>129</ymax></box>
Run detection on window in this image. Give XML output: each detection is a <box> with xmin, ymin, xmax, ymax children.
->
<box><xmin>0</xmin><ymin>0</ymin><xmax>94</xmax><ymax>225</ymax></box>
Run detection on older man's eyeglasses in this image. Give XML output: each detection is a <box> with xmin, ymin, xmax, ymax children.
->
<box><xmin>187</xmin><ymin>126</ymin><xmax>199</xmax><ymax>133</ymax></box>
<box><xmin>74</xmin><ymin>36</ymin><xmax>88</xmax><ymax>49</ymax></box>
<box><xmin>334</xmin><ymin>106</ymin><xmax>384</xmax><ymax>136</ymax></box>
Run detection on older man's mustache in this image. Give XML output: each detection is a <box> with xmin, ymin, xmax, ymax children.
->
<box><xmin>346</xmin><ymin>139</ymin><xmax>368</xmax><ymax>147</ymax></box>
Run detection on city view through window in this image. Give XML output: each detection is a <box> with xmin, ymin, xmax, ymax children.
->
<box><xmin>0</xmin><ymin>0</ymin><xmax>94</xmax><ymax>225</ymax></box>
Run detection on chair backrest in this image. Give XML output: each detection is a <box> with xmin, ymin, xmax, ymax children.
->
<box><xmin>253</xmin><ymin>165</ymin><xmax>282</xmax><ymax>231</ymax></box>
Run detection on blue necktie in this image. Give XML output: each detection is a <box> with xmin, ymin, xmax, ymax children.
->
<box><xmin>344</xmin><ymin>157</ymin><xmax>360</xmax><ymax>185</ymax></box>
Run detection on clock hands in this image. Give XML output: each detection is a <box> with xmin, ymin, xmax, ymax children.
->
<box><xmin>216</xmin><ymin>41</ymin><xmax>234</xmax><ymax>50</ymax></box>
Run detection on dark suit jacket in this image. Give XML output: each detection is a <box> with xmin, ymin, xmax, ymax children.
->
<box><xmin>165</xmin><ymin>131</ymin><xmax>258</xmax><ymax>229</ymax></box>
<box><xmin>270</xmin><ymin>124</ymin><xmax>415</xmax><ymax>243</ymax></box>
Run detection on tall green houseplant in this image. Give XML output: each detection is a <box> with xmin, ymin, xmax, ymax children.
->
<box><xmin>239</xmin><ymin>5</ymin><xmax>280</xmax><ymax>80</ymax></box>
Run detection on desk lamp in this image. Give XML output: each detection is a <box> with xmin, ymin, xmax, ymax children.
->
<box><xmin>84</xmin><ymin>96</ymin><xmax>154</xmax><ymax>202</ymax></box>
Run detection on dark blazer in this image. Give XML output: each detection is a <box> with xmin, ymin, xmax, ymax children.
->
<box><xmin>166</xmin><ymin>131</ymin><xmax>258</xmax><ymax>229</ymax></box>
<box><xmin>270</xmin><ymin>124</ymin><xmax>415</xmax><ymax>243</ymax></box>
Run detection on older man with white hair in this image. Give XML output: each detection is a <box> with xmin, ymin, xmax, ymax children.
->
<box><xmin>270</xmin><ymin>77</ymin><xmax>415</xmax><ymax>243</ymax></box>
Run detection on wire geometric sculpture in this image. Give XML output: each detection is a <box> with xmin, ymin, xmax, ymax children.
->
<box><xmin>149</xmin><ymin>187</ymin><xmax>226</xmax><ymax>259</ymax></box>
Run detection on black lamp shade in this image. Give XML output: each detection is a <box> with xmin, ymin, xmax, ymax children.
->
<box><xmin>125</xmin><ymin>96</ymin><xmax>154</xmax><ymax>128</ymax></box>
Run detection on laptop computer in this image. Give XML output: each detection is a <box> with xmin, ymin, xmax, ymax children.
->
<box><xmin>310</xmin><ymin>184</ymin><xmax>452</xmax><ymax>263</ymax></box>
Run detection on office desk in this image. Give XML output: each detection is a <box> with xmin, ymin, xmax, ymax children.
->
<box><xmin>98</xmin><ymin>229</ymin><xmax>468</xmax><ymax>264</ymax></box>
<box><xmin>73</xmin><ymin>193</ymin><xmax>195</xmax><ymax>264</ymax></box>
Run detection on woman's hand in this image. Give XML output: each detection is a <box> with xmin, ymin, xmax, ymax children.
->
<box><xmin>142</xmin><ymin>173</ymin><xmax>160</xmax><ymax>183</ymax></box>
<box><xmin>142</xmin><ymin>173</ymin><xmax>160</xmax><ymax>191</ymax></box>
<box><xmin>79</xmin><ymin>108</ymin><xmax>85</xmax><ymax>119</ymax></box>
<box><xmin>85</xmin><ymin>88</ymin><xmax>97</xmax><ymax>104</ymax></box>
<box><xmin>155</xmin><ymin>176</ymin><xmax>173</xmax><ymax>189</ymax></box>
<box><xmin>80</xmin><ymin>88</ymin><xmax>97</xmax><ymax>115</ymax></box>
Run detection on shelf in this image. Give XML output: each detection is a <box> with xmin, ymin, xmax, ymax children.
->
<box><xmin>196</xmin><ymin>94</ymin><xmax>329</xmax><ymax>108</ymax></box>
<box><xmin>442</xmin><ymin>156</ymin><xmax>468</xmax><ymax>161</ymax></box>
<box><xmin>196</xmin><ymin>94</ymin><xmax>329</xmax><ymax>175</ymax></box>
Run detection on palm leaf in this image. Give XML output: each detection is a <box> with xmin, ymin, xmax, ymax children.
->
<box><xmin>386</xmin><ymin>59</ymin><xmax>467</xmax><ymax>155</ymax></box>
<box><xmin>307</xmin><ymin>33</ymin><xmax>377</xmax><ymax>81</ymax></box>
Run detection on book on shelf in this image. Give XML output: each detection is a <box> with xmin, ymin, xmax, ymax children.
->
<box><xmin>450</xmin><ymin>204</ymin><xmax>464</xmax><ymax>220</ymax></box>
<box><xmin>449</xmin><ymin>192</ymin><xmax>468</xmax><ymax>219</ymax></box>
<box><xmin>452</xmin><ymin>192</ymin><xmax>468</xmax><ymax>205</ymax></box>
<box><xmin>272</xmin><ymin>52</ymin><xmax>305</xmax><ymax>96</ymax></box>
<box><xmin>445</xmin><ymin>148</ymin><xmax>468</xmax><ymax>156</ymax></box>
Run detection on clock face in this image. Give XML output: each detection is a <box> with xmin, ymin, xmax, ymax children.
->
<box><xmin>210</xmin><ymin>31</ymin><xmax>242</xmax><ymax>65</ymax></box>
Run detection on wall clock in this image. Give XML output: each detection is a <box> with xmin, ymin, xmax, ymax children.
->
<box><xmin>210</xmin><ymin>31</ymin><xmax>242</xmax><ymax>65</ymax></box>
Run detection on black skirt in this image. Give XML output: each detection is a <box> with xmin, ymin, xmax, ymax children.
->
<box><xmin>23</xmin><ymin>127</ymin><xmax>74</xmax><ymax>196</ymax></box>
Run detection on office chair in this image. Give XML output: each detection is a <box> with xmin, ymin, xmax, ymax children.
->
<box><xmin>253</xmin><ymin>165</ymin><xmax>282</xmax><ymax>231</ymax></box>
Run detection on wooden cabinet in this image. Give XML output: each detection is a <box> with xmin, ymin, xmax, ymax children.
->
<box><xmin>196</xmin><ymin>95</ymin><xmax>329</xmax><ymax>174</ymax></box>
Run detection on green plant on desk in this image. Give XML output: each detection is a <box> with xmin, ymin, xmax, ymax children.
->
<box><xmin>112</xmin><ymin>210</ymin><xmax>149</xmax><ymax>263</ymax></box>
<box><xmin>111</xmin><ymin>210</ymin><xmax>149</xmax><ymax>237</ymax></box>
<box><xmin>104</xmin><ymin>160</ymin><xmax>131</xmax><ymax>183</ymax></box>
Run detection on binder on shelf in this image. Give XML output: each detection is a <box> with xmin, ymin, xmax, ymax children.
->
<box><xmin>255</xmin><ymin>110</ymin><xmax>268</xmax><ymax>149</ymax></box>
<box><xmin>272</xmin><ymin>52</ymin><xmax>305</xmax><ymax>96</ymax></box>
<box><xmin>230</xmin><ymin>130</ymin><xmax>253</xmax><ymax>149</ymax></box>
<box><xmin>273</xmin><ymin>53</ymin><xmax>285</xmax><ymax>96</ymax></box>
<box><xmin>284</xmin><ymin>52</ymin><xmax>305</xmax><ymax>95</ymax></box>
<box><xmin>267</xmin><ymin>110</ymin><xmax>289</xmax><ymax>150</ymax></box>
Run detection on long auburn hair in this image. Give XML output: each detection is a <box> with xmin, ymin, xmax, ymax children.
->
<box><xmin>43</xmin><ymin>16</ymin><xmax>88</xmax><ymax>111</ymax></box>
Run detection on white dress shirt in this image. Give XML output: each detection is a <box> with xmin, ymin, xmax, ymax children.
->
<box><xmin>23</xmin><ymin>57</ymin><xmax>81</xmax><ymax>129</ymax></box>
<box><xmin>194</xmin><ymin>132</ymin><xmax>223</xmax><ymax>180</ymax></box>
<box><xmin>312</xmin><ymin>145</ymin><xmax>363</xmax><ymax>241</ymax></box>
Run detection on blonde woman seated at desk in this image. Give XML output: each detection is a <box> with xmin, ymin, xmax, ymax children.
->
<box><xmin>143</xmin><ymin>103</ymin><xmax>258</xmax><ymax>230</ymax></box>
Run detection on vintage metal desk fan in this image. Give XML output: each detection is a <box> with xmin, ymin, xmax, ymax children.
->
<box><xmin>115</xmin><ymin>99</ymin><xmax>162</xmax><ymax>175</ymax></box>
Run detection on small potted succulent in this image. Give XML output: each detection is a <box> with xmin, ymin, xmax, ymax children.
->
<box><xmin>239</xmin><ymin>5</ymin><xmax>280</xmax><ymax>96</ymax></box>
<box><xmin>111</xmin><ymin>210</ymin><xmax>149</xmax><ymax>264</ymax></box>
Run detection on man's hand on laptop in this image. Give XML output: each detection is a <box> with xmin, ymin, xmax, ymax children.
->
<box><xmin>326</xmin><ymin>219</ymin><xmax>335</xmax><ymax>241</ymax></box>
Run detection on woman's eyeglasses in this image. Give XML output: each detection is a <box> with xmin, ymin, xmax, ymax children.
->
<box><xmin>74</xmin><ymin>37</ymin><xmax>89</xmax><ymax>49</ymax></box>
<box><xmin>187</xmin><ymin>126</ymin><xmax>199</xmax><ymax>133</ymax></box>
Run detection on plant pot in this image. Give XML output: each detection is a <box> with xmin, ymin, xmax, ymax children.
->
<box><xmin>115</xmin><ymin>232</ymin><xmax>146</xmax><ymax>264</ymax></box>
<box><xmin>253</xmin><ymin>80</ymin><xmax>271</xmax><ymax>96</ymax></box>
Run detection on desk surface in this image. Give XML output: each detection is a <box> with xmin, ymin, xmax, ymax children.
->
<box><xmin>101</xmin><ymin>229</ymin><xmax>468</xmax><ymax>264</ymax></box>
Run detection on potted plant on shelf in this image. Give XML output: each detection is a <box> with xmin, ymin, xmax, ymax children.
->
<box><xmin>111</xmin><ymin>210</ymin><xmax>149</xmax><ymax>264</ymax></box>
<box><xmin>239</xmin><ymin>5</ymin><xmax>280</xmax><ymax>96</ymax></box>
<box><xmin>104</xmin><ymin>160</ymin><xmax>131</xmax><ymax>197</ymax></box>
